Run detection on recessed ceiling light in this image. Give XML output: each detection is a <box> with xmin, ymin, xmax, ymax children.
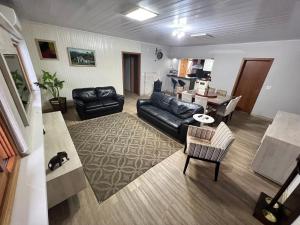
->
<box><xmin>125</xmin><ymin>7</ymin><xmax>158</xmax><ymax>21</ymax></box>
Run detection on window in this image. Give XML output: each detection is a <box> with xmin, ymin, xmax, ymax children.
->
<box><xmin>0</xmin><ymin>110</ymin><xmax>20</xmax><ymax>225</ymax></box>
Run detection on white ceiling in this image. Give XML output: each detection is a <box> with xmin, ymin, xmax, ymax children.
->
<box><xmin>4</xmin><ymin>0</ymin><xmax>300</xmax><ymax>46</ymax></box>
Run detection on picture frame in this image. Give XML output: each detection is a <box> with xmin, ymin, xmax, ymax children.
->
<box><xmin>35</xmin><ymin>39</ymin><xmax>58</xmax><ymax>60</ymax></box>
<box><xmin>67</xmin><ymin>47</ymin><xmax>96</xmax><ymax>67</ymax></box>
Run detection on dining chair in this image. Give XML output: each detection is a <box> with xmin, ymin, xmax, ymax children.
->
<box><xmin>178</xmin><ymin>80</ymin><xmax>186</xmax><ymax>90</ymax></box>
<box><xmin>171</xmin><ymin>78</ymin><xmax>178</xmax><ymax>96</ymax></box>
<box><xmin>216</xmin><ymin>96</ymin><xmax>242</xmax><ymax>123</ymax></box>
<box><xmin>183</xmin><ymin>122</ymin><xmax>235</xmax><ymax>181</ymax></box>
<box><xmin>194</xmin><ymin>95</ymin><xmax>207</xmax><ymax>111</ymax></box>
<box><xmin>208</xmin><ymin>87</ymin><xmax>216</xmax><ymax>95</ymax></box>
<box><xmin>216</xmin><ymin>89</ymin><xmax>227</xmax><ymax>97</ymax></box>
<box><xmin>181</xmin><ymin>91</ymin><xmax>193</xmax><ymax>103</ymax></box>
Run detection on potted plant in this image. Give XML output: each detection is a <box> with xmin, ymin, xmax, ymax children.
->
<box><xmin>34</xmin><ymin>70</ymin><xmax>67</xmax><ymax>113</ymax></box>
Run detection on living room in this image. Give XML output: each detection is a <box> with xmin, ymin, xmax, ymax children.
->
<box><xmin>0</xmin><ymin>1</ymin><xmax>300</xmax><ymax>225</ymax></box>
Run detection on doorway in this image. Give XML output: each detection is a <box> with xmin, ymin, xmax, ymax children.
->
<box><xmin>122</xmin><ymin>52</ymin><xmax>141</xmax><ymax>95</ymax></box>
<box><xmin>232</xmin><ymin>58</ymin><xmax>274</xmax><ymax>113</ymax></box>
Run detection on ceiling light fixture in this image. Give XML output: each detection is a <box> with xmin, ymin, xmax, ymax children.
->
<box><xmin>172</xmin><ymin>30</ymin><xmax>185</xmax><ymax>39</ymax></box>
<box><xmin>171</xmin><ymin>17</ymin><xmax>187</xmax><ymax>39</ymax></box>
<box><xmin>190</xmin><ymin>33</ymin><xmax>214</xmax><ymax>38</ymax></box>
<box><xmin>125</xmin><ymin>7</ymin><xmax>158</xmax><ymax>21</ymax></box>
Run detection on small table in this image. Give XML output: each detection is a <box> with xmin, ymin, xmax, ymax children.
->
<box><xmin>193</xmin><ymin>114</ymin><xmax>215</xmax><ymax>126</ymax></box>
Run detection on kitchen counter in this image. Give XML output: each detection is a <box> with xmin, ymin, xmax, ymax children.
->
<box><xmin>166</xmin><ymin>74</ymin><xmax>197</xmax><ymax>80</ymax></box>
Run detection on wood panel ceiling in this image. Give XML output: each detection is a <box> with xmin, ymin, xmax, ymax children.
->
<box><xmin>5</xmin><ymin>0</ymin><xmax>300</xmax><ymax>46</ymax></box>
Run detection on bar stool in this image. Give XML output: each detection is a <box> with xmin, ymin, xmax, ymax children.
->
<box><xmin>171</xmin><ymin>78</ymin><xmax>178</xmax><ymax>95</ymax></box>
<box><xmin>178</xmin><ymin>80</ymin><xmax>186</xmax><ymax>90</ymax></box>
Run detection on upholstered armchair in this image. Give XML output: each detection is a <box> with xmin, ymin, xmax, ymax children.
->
<box><xmin>183</xmin><ymin>122</ymin><xmax>235</xmax><ymax>181</ymax></box>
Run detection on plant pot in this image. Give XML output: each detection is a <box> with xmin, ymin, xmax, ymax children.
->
<box><xmin>49</xmin><ymin>97</ymin><xmax>67</xmax><ymax>113</ymax></box>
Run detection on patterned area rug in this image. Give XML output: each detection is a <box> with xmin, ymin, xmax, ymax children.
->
<box><xmin>68</xmin><ymin>112</ymin><xmax>182</xmax><ymax>203</ymax></box>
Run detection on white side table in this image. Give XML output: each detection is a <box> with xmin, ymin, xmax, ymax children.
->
<box><xmin>193</xmin><ymin>114</ymin><xmax>215</xmax><ymax>126</ymax></box>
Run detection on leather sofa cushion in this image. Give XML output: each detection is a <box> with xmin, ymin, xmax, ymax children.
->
<box><xmin>150</xmin><ymin>92</ymin><xmax>173</xmax><ymax>111</ymax></box>
<box><xmin>102</xmin><ymin>99</ymin><xmax>119</xmax><ymax>107</ymax></box>
<box><xmin>170</xmin><ymin>99</ymin><xmax>201</xmax><ymax>119</ymax></box>
<box><xmin>85</xmin><ymin>101</ymin><xmax>103</xmax><ymax>110</ymax></box>
<box><xmin>139</xmin><ymin>105</ymin><xmax>182</xmax><ymax>129</ymax></box>
<box><xmin>78</xmin><ymin>90</ymin><xmax>97</xmax><ymax>103</ymax></box>
<box><xmin>96</xmin><ymin>87</ymin><xmax>116</xmax><ymax>99</ymax></box>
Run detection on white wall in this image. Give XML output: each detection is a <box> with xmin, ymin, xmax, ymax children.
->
<box><xmin>0</xmin><ymin>23</ymin><xmax>48</xmax><ymax>225</ymax></box>
<box><xmin>21</xmin><ymin>21</ymin><xmax>171</xmax><ymax>107</ymax></box>
<box><xmin>170</xmin><ymin>40</ymin><xmax>300</xmax><ymax>119</ymax></box>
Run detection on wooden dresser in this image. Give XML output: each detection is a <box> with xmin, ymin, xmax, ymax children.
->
<box><xmin>252</xmin><ymin>111</ymin><xmax>300</xmax><ymax>184</ymax></box>
<box><xmin>43</xmin><ymin>111</ymin><xmax>86</xmax><ymax>208</ymax></box>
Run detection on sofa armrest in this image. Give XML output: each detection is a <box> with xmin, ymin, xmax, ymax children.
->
<box><xmin>73</xmin><ymin>99</ymin><xmax>85</xmax><ymax>109</ymax></box>
<box><xmin>181</xmin><ymin>117</ymin><xmax>196</xmax><ymax>125</ymax></box>
<box><xmin>115</xmin><ymin>94</ymin><xmax>124</xmax><ymax>105</ymax></box>
<box><xmin>137</xmin><ymin>99</ymin><xmax>152</xmax><ymax>108</ymax></box>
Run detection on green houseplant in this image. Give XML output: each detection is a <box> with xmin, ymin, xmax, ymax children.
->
<box><xmin>34</xmin><ymin>70</ymin><xmax>67</xmax><ymax>113</ymax></box>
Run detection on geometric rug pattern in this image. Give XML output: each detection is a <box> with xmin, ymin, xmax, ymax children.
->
<box><xmin>68</xmin><ymin>112</ymin><xmax>182</xmax><ymax>203</ymax></box>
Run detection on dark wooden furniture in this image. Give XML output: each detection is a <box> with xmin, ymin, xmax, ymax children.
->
<box><xmin>253</xmin><ymin>154</ymin><xmax>300</xmax><ymax>225</ymax></box>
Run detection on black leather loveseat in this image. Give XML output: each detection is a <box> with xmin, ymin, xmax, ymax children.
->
<box><xmin>72</xmin><ymin>86</ymin><xmax>124</xmax><ymax>120</ymax></box>
<box><xmin>137</xmin><ymin>92</ymin><xmax>204</xmax><ymax>142</ymax></box>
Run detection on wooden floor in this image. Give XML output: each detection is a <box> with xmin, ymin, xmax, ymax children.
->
<box><xmin>49</xmin><ymin>92</ymin><xmax>278</xmax><ymax>225</ymax></box>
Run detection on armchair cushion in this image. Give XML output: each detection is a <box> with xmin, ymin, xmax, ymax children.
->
<box><xmin>102</xmin><ymin>99</ymin><xmax>119</xmax><ymax>107</ymax></box>
<box><xmin>95</xmin><ymin>86</ymin><xmax>117</xmax><ymax>99</ymax></box>
<box><xmin>187</xmin><ymin>125</ymin><xmax>215</xmax><ymax>141</ymax></box>
<box><xmin>85</xmin><ymin>101</ymin><xmax>103</xmax><ymax>110</ymax></box>
<box><xmin>211</xmin><ymin>122</ymin><xmax>235</xmax><ymax>150</ymax></box>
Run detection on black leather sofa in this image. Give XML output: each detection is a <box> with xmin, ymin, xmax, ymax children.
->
<box><xmin>137</xmin><ymin>92</ymin><xmax>204</xmax><ymax>142</ymax></box>
<box><xmin>72</xmin><ymin>86</ymin><xmax>124</xmax><ymax>120</ymax></box>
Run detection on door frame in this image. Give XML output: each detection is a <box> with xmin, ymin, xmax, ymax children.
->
<box><xmin>122</xmin><ymin>52</ymin><xmax>141</xmax><ymax>96</ymax></box>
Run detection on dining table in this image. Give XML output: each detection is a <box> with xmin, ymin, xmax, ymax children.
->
<box><xmin>177</xmin><ymin>91</ymin><xmax>233</xmax><ymax>107</ymax></box>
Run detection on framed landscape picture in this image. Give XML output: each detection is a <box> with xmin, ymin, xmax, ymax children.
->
<box><xmin>35</xmin><ymin>39</ymin><xmax>58</xmax><ymax>60</ymax></box>
<box><xmin>67</xmin><ymin>47</ymin><xmax>96</xmax><ymax>66</ymax></box>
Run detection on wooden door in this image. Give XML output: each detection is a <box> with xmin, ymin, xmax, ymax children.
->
<box><xmin>232</xmin><ymin>58</ymin><xmax>273</xmax><ymax>113</ymax></box>
<box><xmin>179</xmin><ymin>59</ymin><xmax>188</xmax><ymax>77</ymax></box>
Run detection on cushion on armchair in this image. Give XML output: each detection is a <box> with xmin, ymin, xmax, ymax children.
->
<box><xmin>95</xmin><ymin>86</ymin><xmax>117</xmax><ymax>99</ymax></box>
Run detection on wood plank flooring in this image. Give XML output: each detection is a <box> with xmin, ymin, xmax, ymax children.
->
<box><xmin>49</xmin><ymin>92</ymin><xmax>278</xmax><ymax>225</ymax></box>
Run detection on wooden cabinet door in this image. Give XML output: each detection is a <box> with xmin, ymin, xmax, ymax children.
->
<box><xmin>179</xmin><ymin>59</ymin><xmax>188</xmax><ymax>77</ymax></box>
